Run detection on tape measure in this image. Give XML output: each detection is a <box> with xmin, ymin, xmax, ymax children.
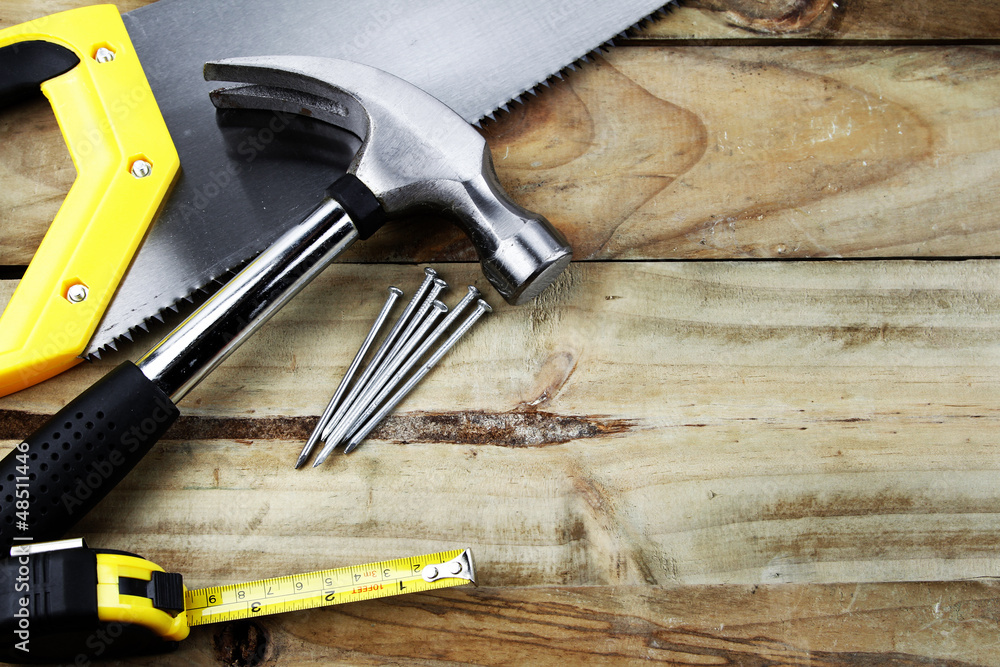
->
<box><xmin>186</xmin><ymin>548</ymin><xmax>474</xmax><ymax>625</ymax></box>
<box><xmin>0</xmin><ymin>538</ymin><xmax>475</xmax><ymax>663</ymax></box>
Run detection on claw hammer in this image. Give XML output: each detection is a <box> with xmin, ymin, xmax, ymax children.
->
<box><xmin>0</xmin><ymin>57</ymin><xmax>572</xmax><ymax>549</ymax></box>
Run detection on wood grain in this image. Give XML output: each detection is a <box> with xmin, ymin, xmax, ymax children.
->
<box><xmin>0</xmin><ymin>0</ymin><xmax>148</xmax><ymax>26</ymax></box>
<box><xmin>3</xmin><ymin>1</ymin><xmax>1000</xmax><ymax>664</ymax></box>
<box><xmin>119</xmin><ymin>583</ymin><xmax>1000</xmax><ymax>666</ymax></box>
<box><xmin>480</xmin><ymin>45</ymin><xmax>1000</xmax><ymax>260</ymax></box>
<box><xmin>2</xmin><ymin>261</ymin><xmax>999</xmax><ymax>591</ymax></box>
<box><xmin>4</xmin><ymin>44</ymin><xmax>1000</xmax><ymax>263</ymax></box>
<box><xmin>640</xmin><ymin>0</ymin><xmax>1000</xmax><ymax>41</ymax></box>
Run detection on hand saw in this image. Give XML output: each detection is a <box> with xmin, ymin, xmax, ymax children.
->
<box><xmin>0</xmin><ymin>0</ymin><xmax>672</xmax><ymax>396</ymax></box>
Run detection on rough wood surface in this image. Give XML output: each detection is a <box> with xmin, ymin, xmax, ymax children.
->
<box><xmin>125</xmin><ymin>583</ymin><xmax>1000</xmax><ymax>666</ymax></box>
<box><xmin>2</xmin><ymin>261</ymin><xmax>1000</xmax><ymax>591</ymax></box>
<box><xmin>0</xmin><ymin>0</ymin><xmax>147</xmax><ymax>25</ymax></box>
<box><xmin>641</xmin><ymin>0</ymin><xmax>1000</xmax><ymax>41</ymax></box>
<box><xmin>4</xmin><ymin>9</ymin><xmax>1000</xmax><ymax>264</ymax></box>
<box><xmin>2</xmin><ymin>0</ymin><xmax>999</xmax><ymax>664</ymax></box>
<box><xmin>481</xmin><ymin>45</ymin><xmax>1000</xmax><ymax>260</ymax></box>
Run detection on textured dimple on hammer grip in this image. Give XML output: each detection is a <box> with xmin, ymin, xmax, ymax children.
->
<box><xmin>0</xmin><ymin>362</ymin><xmax>178</xmax><ymax>552</ymax></box>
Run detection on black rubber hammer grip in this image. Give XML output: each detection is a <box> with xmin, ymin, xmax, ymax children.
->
<box><xmin>0</xmin><ymin>362</ymin><xmax>178</xmax><ymax>551</ymax></box>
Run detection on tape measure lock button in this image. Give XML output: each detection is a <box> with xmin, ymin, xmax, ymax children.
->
<box><xmin>0</xmin><ymin>540</ymin><xmax>475</xmax><ymax>662</ymax></box>
<box><xmin>115</xmin><ymin>570</ymin><xmax>185</xmax><ymax>614</ymax></box>
<box><xmin>0</xmin><ymin>539</ymin><xmax>187</xmax><ymax>663</ymax></box>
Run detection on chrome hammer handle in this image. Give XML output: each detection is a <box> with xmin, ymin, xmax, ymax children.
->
<box><xmin>0</xmin><ymin>196</ymin><xmax>357</xmax><ymax>551</ymax></box>
<box><xmin>138</xmin><ymin>197</ymin><xmax>358</xmax><ymax>400</ymax></box>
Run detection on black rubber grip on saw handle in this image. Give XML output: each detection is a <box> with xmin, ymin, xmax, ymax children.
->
<box><xmin>0</xmin><ymin>362</ymin><xmax>178</xmax><ymax>551</ymax></box>
<box><xmin>0</xmin><ymin>41</ymin><xmax>80</xmax><ymax>108</ymax></box>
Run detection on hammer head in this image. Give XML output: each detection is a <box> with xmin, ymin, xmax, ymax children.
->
<box><xmin>204</xmin><ymin>56</ymin><xmax>572</xmax><ymax>305</ymax></box>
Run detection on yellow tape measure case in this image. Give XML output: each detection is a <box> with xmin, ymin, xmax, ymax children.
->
<box><xmin>0</xmin><ymin>539</ymin><xmax>475</xmax><ymax>662</ymax></box>
<box><xmin>0</xmin><ymin>539</ymin><xmax>186</xmax><ymax>663</ymax></box>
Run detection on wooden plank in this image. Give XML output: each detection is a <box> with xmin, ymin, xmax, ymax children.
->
<box><xmin>483</xmin><ymin>45</ymin><xmax>1000</xmax><ymax>260</ymax></box>
<box><xmin>2</xmin><ymin>261</ymin><xmax>999</xmax><ymax>587</ymax></box>
<box><xmin>4</xmin><ymin>45</ymin><xmax>1000</xmax><ymax>264</ymax></box>
<box><xmin>3</xmin><ymin>1</ymin><xmax>999</xmax><ymax>661</ymax></box>
<box><xmin>119</xmin><ymin>582</ymin><xmax>1000</xmax><ymax>666</ymax></box>
<box><xmin>0</xmin><ymin>0</ymin><xmax>148</xmax><ymax>27</ymax></box>
<box><xmin>641</xmin><ymin>0</ymin><xmax>1000</xmax><ymax>41</ymax></box>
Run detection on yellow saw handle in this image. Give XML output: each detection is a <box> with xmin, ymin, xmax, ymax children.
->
<box><xmin>0</xmin><ymin>5</ymin><xmax>179</xmax><ymax>397</ymax></box>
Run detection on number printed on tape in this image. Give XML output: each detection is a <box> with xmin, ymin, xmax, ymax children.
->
<box><xmin>184</xmin><ymin>549</ymin><xmax>473</xmax><ymax>626</ymax></box>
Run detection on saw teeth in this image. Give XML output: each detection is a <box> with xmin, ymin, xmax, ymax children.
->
<box><xmin>82</xmin><ymin>255</ymin><xmax>245</xmax><ymax>360</ymax></box>
<box><xmin>475</xmin><ymin>2</ymin><xmax>675</xmax><ymax>125</ymax></box>
<box><xmin>80</xmin><ymin>2</ymin><xmax>677</xmax><ymax>355</ymax></box>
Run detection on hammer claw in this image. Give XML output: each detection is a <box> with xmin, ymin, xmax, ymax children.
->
<box><xmin>205</xmin><ymin>56</ymin><xmax>571</xmax><ymax>305</ymax></box>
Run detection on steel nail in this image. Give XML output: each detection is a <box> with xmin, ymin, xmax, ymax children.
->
<box><xmin>319</xmin><ymin>268</ymin><xmax>437</xmax><ymax>442</ymax></box>
<box><xmin>383</xmin><ymin>276</ymin><xmax>447</xmax><ymax>370</ymax></box>
<box><xmin>344</xmin><ymin>298</ymin><xmax>492</xmax><ymax>453</ymax></box>
<box><xmin>295</xmin><ymin>286</ymin><xmax>402</xmax><ymax>468</ymax></box>
<box><xmin>313</xmin><ymin>299</ymin><xmax>449</xmax><ymax>466</ymax></box>
<box><xmin>349</xmin><ymin>284</ymin><xmax>468</xmax><ymax>432</ymax></box>
<box><xmin>335</xmin><ymin>293</ymin><xmax>463</xmax><ymax>447</ymax></box>
<box><xmin>338</xmin><ymin>286</ymin><xmax>481</xmax><ymax>446</ymax></box>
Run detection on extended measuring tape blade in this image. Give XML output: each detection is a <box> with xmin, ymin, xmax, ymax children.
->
<box><xmin>185</xmin><ymin>548</ymin><xmax>475</xmax><ymax>626</ymax></box>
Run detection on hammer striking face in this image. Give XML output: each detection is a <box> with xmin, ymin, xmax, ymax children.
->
<box><xmin>204</xmin><ymin>55</ymin><xmax>573</xmax><ymax>305</ymax></box>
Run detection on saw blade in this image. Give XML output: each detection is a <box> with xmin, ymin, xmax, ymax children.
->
<box><xmin>85</xmin><ymin>0</ymin><xmax>673</xmax><ymax>356</ymax></box>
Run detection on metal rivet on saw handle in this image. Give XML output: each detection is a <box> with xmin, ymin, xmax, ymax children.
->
<box><xmin>130</xmin><ymin>160</ymin><xmax>153</xmax><ymax>179</ymax></box>
<box><xmin>66</xmin><ymin>284</ymin><xmax>89</xmax><ymax>304</ymax></box>
<box><xmin>94</xmin><ymin>47</ymin><xmax>116</xmax><ymax>63</ymax></box>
